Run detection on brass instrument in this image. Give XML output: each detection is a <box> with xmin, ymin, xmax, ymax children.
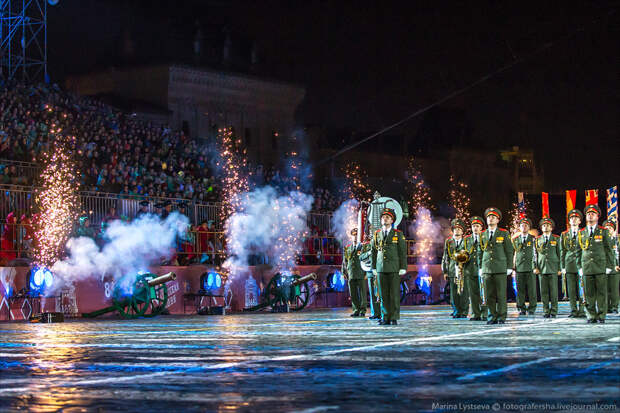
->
<box><xmin>454</xmin><ymin>249</ymin><xmax>469</xmax><ymax>294</ymax></box>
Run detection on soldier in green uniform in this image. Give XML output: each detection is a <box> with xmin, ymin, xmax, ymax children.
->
<box><xmin>371</xmin><ymin>208</ymin><xmax>407</xmax><ymax>326</ymax></box>
<box><xmin>560</xmin><ymin>209</ymin><xmax>586</xmax><ymax>318</ymax></box>
<box><xmin>442</xmin><ymin>219</ymin><xmax>470</xmax><ymax>318</ymax></box>
<box><xmin>342</xmin><ymin>228</ymin><xmax>367</xmax><ymax>317</ymax></box>
<box><xmin>533</xmin><ymin>217</ymin><xmax>561</xmax><ymax>318</ymax></box>
<box><xmin>477</xmin><ymin>207</ymin><xmax>514</xmax><ymax>324</ymax></box>
<box><xmin>359</xmin><ymin>238</ymin><xmax>381</xmax><ymax>319</ymax></box>
<box><xmin>603</xmin><ymin>219</ymin><xmax>620</xmax><ymax>314</ymax></box>
<box><xmin>576</xmin><ymin>204</ymin><xmax>615</xmax><ymax>323</ymax></box>
<box><xmin>511</xmin><ymin>217</ymin><xmax>537</xmax><ymax>316</ymax></box>
<box><xmin>464</xmin><ymin>216</ymin><xmax>486</xmax><ymax>321</ymax></box>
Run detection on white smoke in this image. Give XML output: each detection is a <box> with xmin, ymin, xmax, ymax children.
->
<box><xmin>331</xmin><ymin>199</ymin><xmax>359</xmax><ymax>243</ymax></box>
<box><xmin>51</xmin><ymin>212</ymin><xmax>189</xmax><ymax>290</ymax></box>
<box><xmin>224</xmin><ymin>186</ymin><xmax>313</xmax><ymax>276</ymax></box>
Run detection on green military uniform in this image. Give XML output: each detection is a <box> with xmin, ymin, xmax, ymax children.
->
<box><xmin>465</xmin><ymin>216</ymin><xmax>486</xmax><ymax>320</ymax></box>
<box><xmin>371</xmin><ymin>208</ymin><xmax>407</xmax><ymax>325</ymax></box>
<box><xmin>576</xmin><ymin>205</ymin><xmax>615</xmax><ymax>323</ymax></box>
<box><xmin>512</xmin><ymin>219</ymin><xmax>537</xmax><ymax>315</ymax></box>
<box><xmin>560</xmin><ymin>209</ymin><xmax>586</xmax><ymax>317</ymax></box>
<box><xmin>360</xmin><ymin>243</ymin><xmax>381</xmax><ymax>318</ymax></box>
<box><xmin>602</xmin><ymin>220</ymin><xmax>619</xmax><ymax>314</ymax></box>
<box><xmin>477</xmin><ymin>207</ymin><xmax>514</xmax><ymax>324</ymax></box>
<box><xmin>342</xmin><ymin>240</ymin><xmax>367</xmax><ymax>316</ymax></box>
<box><xmin>534</xmin><ymin>218</ymin><xmax>561</xmax><ymax>317</ymax></box>
<box><xmin>441</xmin><ymin>219</ymin><xmax>469</xmax><ymax>318</ymax></box>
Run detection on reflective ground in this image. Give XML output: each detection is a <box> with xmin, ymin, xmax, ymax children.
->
<box><xmin>0</xmin><ymin>303</ymin><xmax>618</xmax><ymax>412</ymax></box>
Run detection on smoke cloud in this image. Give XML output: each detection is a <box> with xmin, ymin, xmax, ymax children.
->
<box><xmin>331</xmin><ymin>199</ymin><xmax>359</xmax><ymax>243</ymax></box>
<box><xmin>224</xmin><ymin>186</ymin><xmax>313</xmax><ymax>275</ymax></box>
<box><xmin>51</xmin><ymin>212</ymin><xmax>189</xmax><ymax>290</ymax></box>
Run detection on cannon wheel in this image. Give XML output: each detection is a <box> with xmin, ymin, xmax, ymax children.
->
<box><xmin>289</xmin><ymin>275</ymin><xmax>310</xmax><ymax>311</ymax></box>
<box><xmin>262</xmin><ymin>274</ymin><xmax>311</xmax><ymax>311</ymax></box>
<box><xmin>144</xmin><ymin>282</ymin><xmax>169</xmax><ymax>317</ymax></box>
<box><xmin>115</xmin><ymin>287</ymin><xmax>149</xmax><ymax>319</ymax></box>
<box><xmin>400</xmin><ymin>280</ymin><xmax>409</xmax><ymax>303</ymax></box>
<box><xmin>263</xmin><ymin>275</ymin><xmax>286</xmax><ymax>308</ymax></box>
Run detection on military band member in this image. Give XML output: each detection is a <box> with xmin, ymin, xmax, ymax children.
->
<box><xmin>576</xmin><ymin>204</ymin><xmax>615</xmax><ymax>323</ymax></box>
<box><xmin>602</xmin><ymin>219</ymin><xmax>620</xmax><ymax>314</ymax></box>
<box><xmin>511</xmin><ymin>217</ymin><xmax>537</xmax><ymax>316</ymax></box>
<box><xmin>371</xmin><ymin>208</ymin><xmax>407</xmax><ymax>326</ymax></box>
<box><xmin>359</xmin><ymin>239</ymin><xmax>381</xmax><ymax>319</ymax></box>
<box><xmin>560</xmin><ymin>209</ymin><xmax>586</xmax><ymax>318</ymax></box>
<box><xmin>477</xmin><ymin>207</ymin><xmax>514</xmax><ymax>324</ymax></box>
<box><xmin>533</xmin><ymin>217</ymin><xmax>561</xmax><ymax>318</ymax></box>
<box><xmin>342</xmin><ymin>228</ymin><xmax>367</xmax><ymax>317</ymax></box>
<box><xmin>442</xmin><ymin>219</ymin><xmax>470</xmax><ymax>318</ymax></box>
<box><xmin>464</xmin><ymin>216</ymin><xmax>486</xmax><ymax>320</ymax></box>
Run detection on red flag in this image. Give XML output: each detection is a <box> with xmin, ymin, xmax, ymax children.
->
<box><xmin>585</xmin><ymin>189</ymin><xmax>598</xmax><ymax>206</ymax></box>
<box><xmin>566</xmin><ymin>190</ymin><xmax>576</xmax><ymax>228</ymax></box>
<box><xmin>542</xmin><ymin>192</ymin><xmax>549</xmax><ymax>218</ymax></box>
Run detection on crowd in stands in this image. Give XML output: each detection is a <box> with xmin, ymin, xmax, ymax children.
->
<box><xmin>1</xmin><ymin>82</ymin><xmax>346</xmax><ymax>213</ymax></box>
<box><xmin>0</xmin><ymin>82</ymin><xmax>221</xmax><ymax>202</ymax></box>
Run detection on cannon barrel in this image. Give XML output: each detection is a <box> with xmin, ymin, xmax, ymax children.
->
<box><xmin>147</xmin><ymin>272</ymin><xmax>176</xmax><ymax>287</ymax></box>
<box><xmin>292</xmin><ymin>273</ymin><xmax>317</xmax><ymax>286</ymax></box>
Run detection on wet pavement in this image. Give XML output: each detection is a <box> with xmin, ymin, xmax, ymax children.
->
<box><xmin>0</xmin><ymin>303</ymin><xmax>618</xmax><ymax>412</ymax></box>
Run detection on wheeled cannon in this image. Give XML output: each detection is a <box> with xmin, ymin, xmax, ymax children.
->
<box><xmin>82</xmin><ymin>272</ymin><xmax>176</xmax><ymax>319</ymax></box>
<box><xmin>244</xmin><ymin>272</ymin><xmax>316</xmax><ymax>312</ymax></box>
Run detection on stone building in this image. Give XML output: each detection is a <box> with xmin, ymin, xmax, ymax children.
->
<box><xmin>66</xmin><ymin>64</ymin><xmax>305</xmax><ymax>166</ymax></box>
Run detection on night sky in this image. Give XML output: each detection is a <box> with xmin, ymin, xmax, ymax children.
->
<box><xmin>48</xmin><ymin>0</ymin><xmax>618</xmax><ymax>189</ymax></box>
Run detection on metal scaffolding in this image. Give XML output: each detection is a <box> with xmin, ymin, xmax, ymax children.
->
<box><xmin>0</xmin><ymin>0</ymin><xmax>47</xmax><ymax>82</ymax></box>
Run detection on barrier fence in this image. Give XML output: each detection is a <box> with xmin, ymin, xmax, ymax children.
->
<box><xmin>0</xmin><ymin>185</ymin><xmax>334</xmax><ymax>232</ymax></box>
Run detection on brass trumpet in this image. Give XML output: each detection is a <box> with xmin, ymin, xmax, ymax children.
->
<box><xmin>454</xmin><ymin>249</ymin><xmax>470</xmax><ymax>294</ymax></box>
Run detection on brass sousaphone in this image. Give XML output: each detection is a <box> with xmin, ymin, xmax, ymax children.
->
<box><xmin>357</xmin><ymin>191</ymin><xmax>404</xmax><ymax>272</ymax></box>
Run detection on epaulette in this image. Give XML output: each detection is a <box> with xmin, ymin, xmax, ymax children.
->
<box><xmin>481</xmin><ymin>229</ymin><xmax>488</xmax><ymax>233</ymax></box>
<box><xmin>499</xmin><ymin>227</ymin><xmax>508</xmax><ymax>232</ymax></box>
<box><xmin>579</xmin><ymin>227</ymin><xmax>587</xmax><ymax>232</ymax></box>
<box><xmin>536</xmin><ymin>235</ymin><xmax>542</xmax><ymax>239</ymax></box>
<box><xmin>464</xmin><ymin>234</ymin><xmax>472</xmax><ymax>238</ymax></box>
<box><xmin>345</xmin><ymin>244</ymin><xmax>351</xmax><ymax>248</ymax></box>
<box><xmin>375</xmin><ymin>229</ymin><xmax>381</xmax><ymax>233</ymax></box>
<box><xmin>562</xmin><ymin>229</ymin><xmax>569</xmax><ymax>234</ymax></box>
<box><xmin>511</xmin><ymin>233</ymin><xmax>521</xmax><ymax>240</ymax></box>
<box><xmin>552</xmin><ymin>234</ymin><xmax>560</xmax><ymax>238</ymax></box>
<box><xmin>446</xmin><ymin>236</ymin><xmax>453</xmax><ymax>241</ymax></box>
<box><xmin>598</xmin><ymin>226</ymin><xmax>606</xmax><ymax>230</ymax></box>
<box><xmin>394</xmin><ymin>229</ymin><xmax>402</xmax><ymax>232</ymax></box>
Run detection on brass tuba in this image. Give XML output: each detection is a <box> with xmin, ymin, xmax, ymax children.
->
<box><xmin>454</xmin><ymin>249</ymin><xmax>470</xmax><ymax>294</ymax></box>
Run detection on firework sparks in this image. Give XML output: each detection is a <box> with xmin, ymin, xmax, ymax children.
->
<box><xmin>413</xmin><ymin>207</ymin><xmax>439</xmax><ymax>295</ymax></box>
<box><xmin>342</xmin><ymin>161</ymin><xmax>372</xmax><ymax>202</ymax></box>
<box><xmin>216</xmin><ymin>127</ymin><xmax>250</xmax><ymax>225</ymax></box>
<box><xmin>508</xmin><ymin>196</ymin><xmax>532</xmax><ymax>235</ymax></box>
<box><xmin>406</xmin><ymin>157</ymin><xmax>433</xmax><ymax>217</ymax></box>
<box><xmin>34</xmin><ymin>134</ymin><xmax>80</xmax><ymax>267</ymax></box>
<box><xmin>448</xmin><ymin>175</ymin><xmax>471</xmax><ymax>227</ymax></box>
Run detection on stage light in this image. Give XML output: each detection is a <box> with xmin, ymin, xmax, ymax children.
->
<box><xmin>327</xmin><ymin>271</ymin><xmax>346</xmax><ymax>292</ymax></box>
<box><xmin>200</xmin><ymin>271</ymin><xmax>222</xmax><ymax>293</ymax></box>
<box><xmin>415</xmin><ymin>272</ymin><xmax>432</xmax><ymax>296</ymax></box>
<box><xmin>28</xmin><ymin>266</ymin><xmax>54</xmax><ymax>296</ymax></box>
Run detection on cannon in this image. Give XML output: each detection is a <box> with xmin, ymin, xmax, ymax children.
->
<box><xmin>82</xmin><ymin>272</ymin><xmax>176</xmax><ymax>319</ymax></box>
<box><xmin>244</xmin><ymin>272</ymin><xmax>316</xmax><ymax>312</ymax></box>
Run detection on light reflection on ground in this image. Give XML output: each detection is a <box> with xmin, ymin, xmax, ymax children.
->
<box><xmin>0</xmin><ymin>304</ymin><xmax>618</xmax><ymax>412</ymax></box>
